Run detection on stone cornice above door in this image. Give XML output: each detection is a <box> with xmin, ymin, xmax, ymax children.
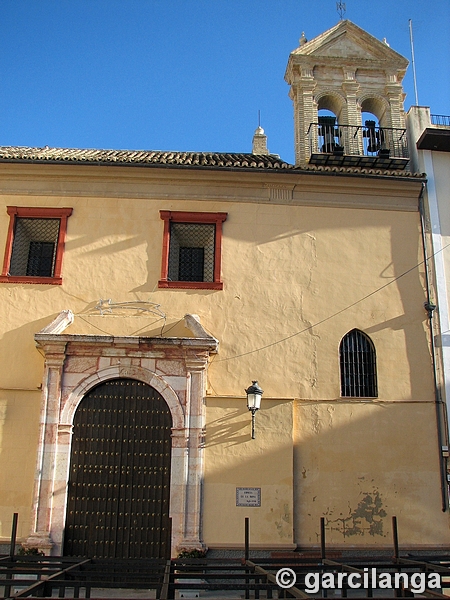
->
<box><xmin>35</xmin><ymin>310</ymin><xmax>219</xmax><ymax>354</ymax></box>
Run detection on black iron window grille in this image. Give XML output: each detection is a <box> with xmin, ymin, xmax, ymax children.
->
<box><xmin>168</xmin><ymin>222</ymin><xmax>215</xmax><ymax>282</ymax></box>
<box><xmin>340</xmin><ymin>329</ymin><xmax>377</xmax><ymax>397</ymax></box>
<box><xmin>9</xmin><ymin>218</ymin><xmax>60</xmax><ymax>277</ymax></box>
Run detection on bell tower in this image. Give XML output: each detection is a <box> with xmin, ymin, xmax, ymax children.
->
<box><xmin>285</xmin><ymin>21</ymin><xmax>409</xmax><ymax>167</ymax></box>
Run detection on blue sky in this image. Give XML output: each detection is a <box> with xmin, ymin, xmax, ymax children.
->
<box><xmin>1</xmin><ymin>1</ymin><xmax>449</xmax><ymax>164</ymax></box>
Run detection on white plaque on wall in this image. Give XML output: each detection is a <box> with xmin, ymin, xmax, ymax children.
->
<box><xmin>236</xmin><ymin>487</ymin><xmax>261</xmax><ymax>507</ymax></box>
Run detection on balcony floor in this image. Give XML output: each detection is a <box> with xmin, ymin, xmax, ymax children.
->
<box><xmin>309</xmin><ymin>152</ymin><xmax>409</xmax><ymax>170</ymax></box>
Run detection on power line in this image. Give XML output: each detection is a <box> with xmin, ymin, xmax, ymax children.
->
<box><xmin>215</xmin><ymin>242</ymin><xmax>450</xmax><ymax>363</ymax></box>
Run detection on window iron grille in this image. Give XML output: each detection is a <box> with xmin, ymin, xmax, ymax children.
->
<box><xmin>340</xmin><ymin>329</ymin><xmax>377</xmax><ymax>397</ymax></box>
<box><xmin>179</xmin><ymin>246</ymin><xmax>205</xmax><ymax>281</ymax></box>
<box><xmin>9</xmin><ymin>218</ymin><xmax>60</xmax><ymax>277</ymax></box>
<box><xmin>27</xmin><ymin>241</ymin><xmax>56</xmax><ymax>276</ymax></box>
<box><xmin>168</xmin><ymin>222</ymin><xmax>215</xmax><ymax>282</ymax></box>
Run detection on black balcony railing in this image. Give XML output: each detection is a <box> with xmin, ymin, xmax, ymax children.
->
<box><xmin>307</xmin><ymin>121</ymin><xmax>409</xmax><ymax>169</ymax></box>
<box><xmin>431</xmin><ymin>114</ymin><xmax>450</xmax><ymax>127</ymax></box>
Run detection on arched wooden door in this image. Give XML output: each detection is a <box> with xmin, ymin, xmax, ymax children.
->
<box><xmin>63</xmin><ymin>379</ymin><xmax>172</xmax><ymax>558</ymax></box>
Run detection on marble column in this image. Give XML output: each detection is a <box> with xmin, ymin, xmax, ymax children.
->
<box><xmin>179</xmin><ymin>353</ymin><xmax>208</xmax><ymax>551</ymax></box>
<box><xmin>170</xmin><ymin>427</ymin><xmax>188</xmax><ymax>555</ymax></box>
<box><xmin>26</xmin><ymin>342</ymin><xmax>67</xmax><ymax>554</ymax></box>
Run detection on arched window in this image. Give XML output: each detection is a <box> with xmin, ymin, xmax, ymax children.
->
<box><xmin>359</xmin><ymin>98</ymin><xmax>392</xmax><ymax>158</ymax></box>
<box><xmin>340</xmin><ymin>329</ymin><xmax>377</xmax><ymax>397</ymax></box>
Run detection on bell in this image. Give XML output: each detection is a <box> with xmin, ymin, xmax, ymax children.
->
<box><xmin>319</xmin><ymin>116</ymin><xmax>337</xmax><ymax>153</ymax></box>
<box><xmin>365</xmin><ymin>120</ymin><xmax>379</xmax><ymax>153</ymax></box>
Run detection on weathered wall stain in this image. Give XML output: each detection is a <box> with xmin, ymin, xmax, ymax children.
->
<box><xmin>325</xmin><ymin>488</ymin><xmax>387</xmax><ymax>537</ymax></box>
<box><xmin>272</xmin><ymin>502</ymin><xmax>293</xmax><ymax>539</ymax></box>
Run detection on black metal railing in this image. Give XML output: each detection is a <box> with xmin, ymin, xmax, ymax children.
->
<box><xmin>431</xmin><ymin>114</ymin><xmax>450</xmax><ymax>127</ymax></box>
<box><xmin>3</xmin><ymin>516</ymin><xmax>447</xmax><ymax>599</ymax></box>
<box><xmin>307</xmin><ymin>121</ymin><xmax>409</xmax><ymax>169</ymax></box>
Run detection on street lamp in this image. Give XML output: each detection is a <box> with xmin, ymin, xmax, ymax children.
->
<box><xmin>245</xmin><ymin>380</ymin><xmax>264</xmax><ymax>439</ymax></box>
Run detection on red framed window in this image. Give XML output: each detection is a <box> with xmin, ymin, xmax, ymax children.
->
<box><xmin>1</xmin><ymin>206</ymin><xmax>73</xmax><ymax>285</ymax></box>
<box><xmin>158</xmin><ymin>211</ymin><xmax>227</xmax><ymax>290</ymax></box>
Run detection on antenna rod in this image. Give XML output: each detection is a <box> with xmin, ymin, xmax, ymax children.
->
<box><xmin>258</xmin><ymin>110</ymin><xmax>261</xmax><ymax>128</ymax></box>
<box><xmin>409</xmin><ymin>19</ymin><xmax>419</xmax><ymax>106</ymax></box>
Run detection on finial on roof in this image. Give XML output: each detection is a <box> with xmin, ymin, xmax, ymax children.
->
<box><xmin>336</xmin><ymin>1</ymin><xmax>346</xmax><ymax>19</ymax></box>
<box><xmin>299</xmin><ymin>32</ymin><xmax>307</xmax><ymax>46</ymax></box>
<box><xmin>252</xmin><ymin>116</ymin><xmax>269</xmax><ymax>155</ymax></box>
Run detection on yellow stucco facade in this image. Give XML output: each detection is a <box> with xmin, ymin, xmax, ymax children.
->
<box><xmin>0</xmin><ymin>20</ymin><xmax>449</xmax><ymax>556</ymax></box>
<box><xmin>0</xmin><ymin>160</ymin><xmax>447</xmax><ymax>553</ymax></box>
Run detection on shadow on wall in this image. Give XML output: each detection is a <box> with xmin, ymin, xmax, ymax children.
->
<box><xmin>0</xmin><ymin>391</ymin><xmax>41</xmax><ymax>541</ymax></box>
<box><xmin>0</xmin><ymin>311</ymin><xmax>56</xmax><ymax>389</ymax></box>
<box><xmin>204</xmin><ymin>397</ymin><xmax>446</xmax><ymax>548</ymax></box>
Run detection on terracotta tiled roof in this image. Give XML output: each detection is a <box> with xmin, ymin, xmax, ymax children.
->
<box><xmin>0</xmin><ymin>145</ymin><xmax>424</xmax><ymax>178</ymax></box>
<box><xmin>0</xmin><ymin>146</ymin><xmax>292</xmax><ymax>169</ymax></box>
